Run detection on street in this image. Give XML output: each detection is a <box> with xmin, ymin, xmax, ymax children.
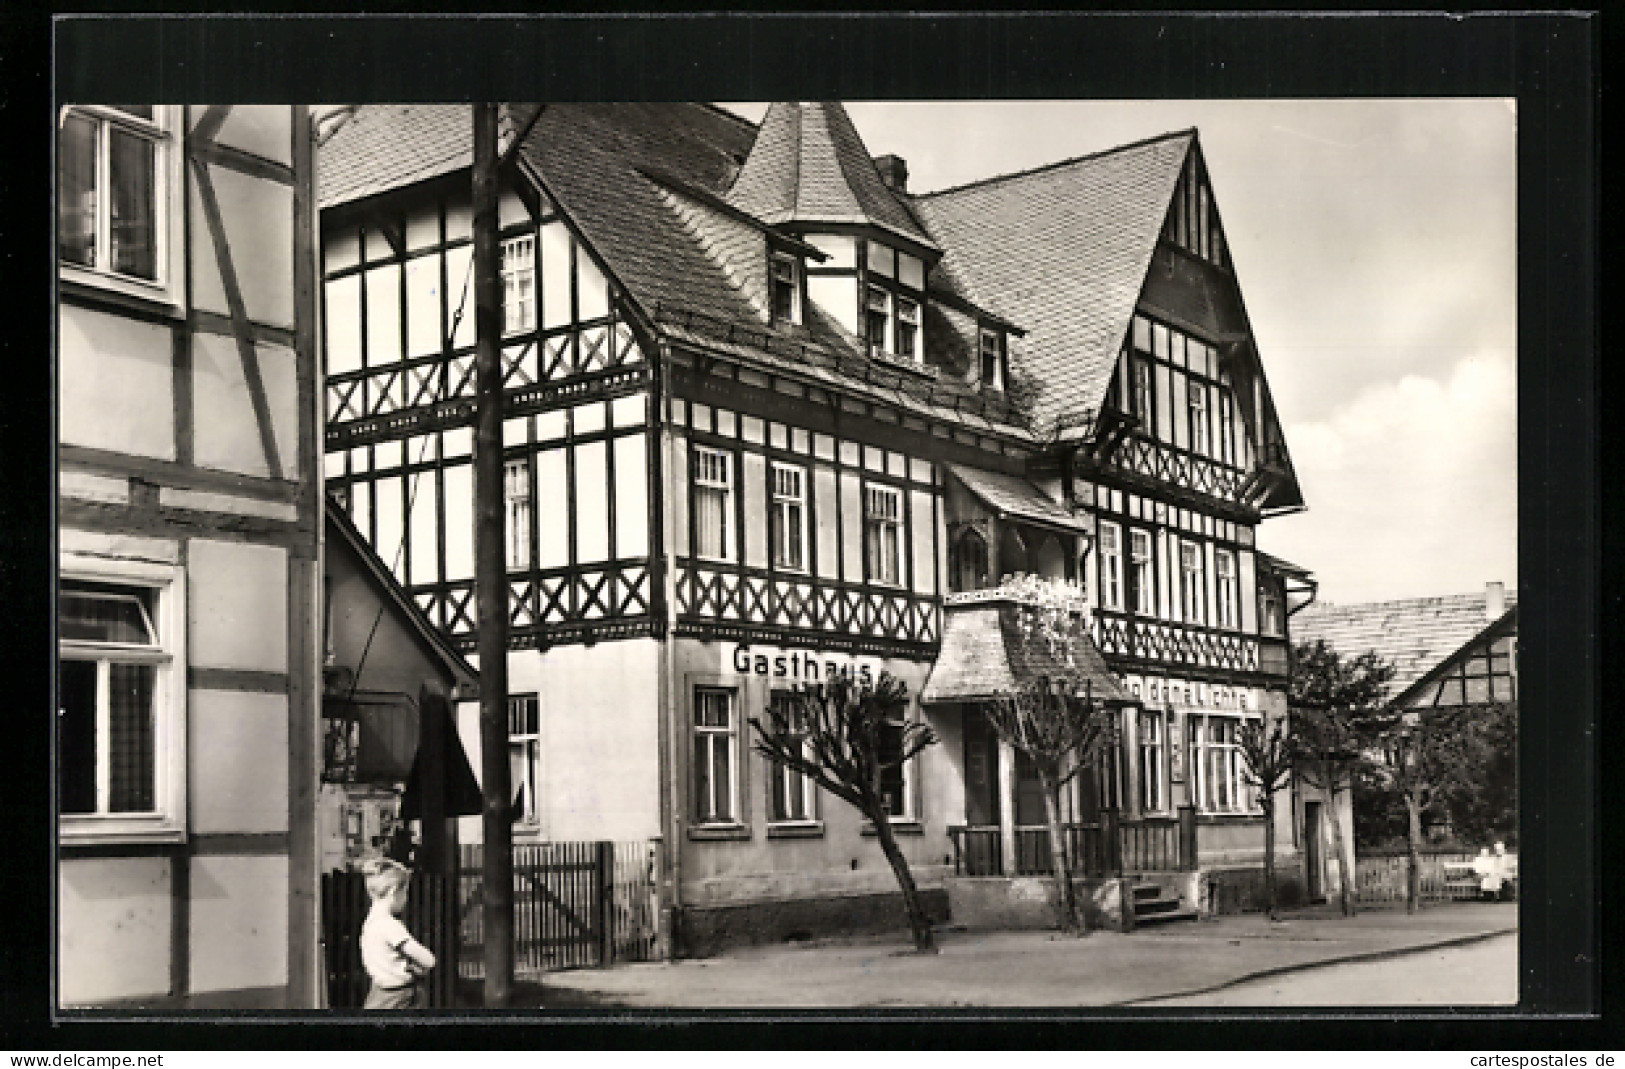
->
<box><xmin>1142</xmin><ymin>931</ymin><xmax>1517</xmax><ymax>1007</ymax></box>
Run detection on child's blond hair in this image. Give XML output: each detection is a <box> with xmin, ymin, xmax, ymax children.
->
<box><xmin>360</xmin><ymin>856</ymin><xmax>411</xmax><ymax>901</ymax></box>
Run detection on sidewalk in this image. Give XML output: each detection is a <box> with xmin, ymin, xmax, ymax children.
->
<box><xmin>510</xmin><ymin>900</ymin><xmax>1516</xmax><ymax>1009</ymax></box>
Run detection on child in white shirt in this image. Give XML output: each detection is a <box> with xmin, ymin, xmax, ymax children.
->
<box><xmin>359</xmin><ymin>857</ymin><xmax>436</xmax><ymax>1009</ymax></box>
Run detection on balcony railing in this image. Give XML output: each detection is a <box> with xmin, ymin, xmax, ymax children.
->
<box><xmin>950</xmin><ymin>808</ymin><xmax>1198</xmax><ymax>878</ymax></box>
<box><xmin>1092</xmin><ymin>611</ymin><xmax>1291</xmax><ymax>679</ymax></box>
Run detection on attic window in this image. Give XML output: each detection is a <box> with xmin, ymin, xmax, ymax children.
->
<box><xmin>979</xmin><ymin>328</ymin><xmax>1004</xmax><ymax>390</ymax></box>
<box><xmin>771</xmin><ymin>253</ymin><xmax>800</xmax><ymax>325</ymax></box>
<box><xmin>865</xmin><ymin>286</ymin><xmax>891</xmax><ymax>357</ymax></box>
<box><xmin>894</xmin><ymin>297</ymin><xmax>919</xmax><ymax>361</ymax></box>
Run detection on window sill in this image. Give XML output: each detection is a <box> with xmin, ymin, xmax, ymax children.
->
<box><xmin>59</xmin><ymin>274</ymin><xmax>185</xmax><ymax>323</ymax></box>
<box><xmin>861</xmin><ymin>819</ymin><xmax>923</xmax><ymax>837</ymax></box>
<box><xmin>687</xmin><ymin>823</ymin><xmax>751</xmax><ymax>842</ymax></box>
<box><xmin>60</xmin><ymin>818</ymin><xmax>186</xmax><ymax>847</ymax></box>
<box><xmin>767</xmin><ymin>821</ymin><xmax>825</xmax><ymax>840</ymax></box>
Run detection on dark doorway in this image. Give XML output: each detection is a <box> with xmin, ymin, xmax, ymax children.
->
<box><xmin>962</xmin><ymin>708</ymin><xmax>1000</xmax><ymax>827</ymax></box>
<box><xmin>1304</xmin><ymin>800</ymin><xmax>1325</xmax><ymax>902</ymax></box>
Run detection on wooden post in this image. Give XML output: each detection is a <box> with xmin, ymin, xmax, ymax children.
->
<box><xmin>472</xmin><ymin>102</ymin><xmax>515</xmax><ymax>1007</ymax></box>
<box><xmin>596</xmin><ymin>840</ymin><xmax>615</xmax><ymax>965</ymax></box>
<box><xmin>1102</xmin><ymin>806</ymin><xmax>1122</xmax><ymax>876</ymax></box>
<box><xmin>1178</xmin><ymin>804</ymin><xmax>1198</xmax><ymax>871</ymax></box>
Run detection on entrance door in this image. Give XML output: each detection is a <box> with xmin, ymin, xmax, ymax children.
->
<box><xmin>963</xmin><ymin>709</ymin><xmax>1000</xmax><ymax>827</ymax></box>
<box><xmin>1304</xmin><ymin>800</ymin><xmax>1325</xmax><ymax>902</ymax></box>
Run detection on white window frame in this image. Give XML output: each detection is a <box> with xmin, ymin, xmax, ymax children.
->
<box><xmin>1215</xmin><ymin>548</ymin><xmax>1238</xmax><ymax>629</ymax></box>
<box><xmin>692</xmin><ymin>687</ymin><xmax>739</xmax><ymax>826</ymax></box>
<box><xmin>507</xmin><ymin>694</ymin><xmax>543</xmax><ymax>828</ymax></box>
<box><xmin>766</xmin><ymin>691</ymin><xmax>819</xmax><ymax>826</ymax></box>
<box><xmin>504</xmin><ymin>456</ymin><xmax>532</xmax><ymax>571</ymax></box>
<box><xmin>1136</xmin><ymin>708</ymin><xmax>1166</xmax><ymax>815</ymax></box>
<box><xmin>770</xmin><ymin>252</ymin><xmax>801</xmax><ymax>326</ymax></box>
<box><xmin>865</xmin><ymin>285</ymin><xmax>893</xmax><ymax>357</ymax></box>
<box><xmin>1180</xmin><ymin>540</ymin><xmax>1205</xmax><ymax>625</ymax></box>
<box><xmin>1129</xmin><ymin>528</ymin><xmax>1154</xmax><ymax>615</ymax></box>
<box><xmin>894</xmin><ymin>295</ymin><xmax>920</xmax><ymax>362</ymax></box>
<box><xmin>769</xmin><ymin>461</ymin><xmax>808</xmax><ymax>573</ymax></box>
<box><xmin>1190</xmin><ymin>713</ymin><xmax>1259</xmax><ymax>815</ymax></box>
<box><xmin>58</xmin><ymin>555</ymin><xmax>187</xmax><ymax>844</ymax></box>
<box><xmin>1189</xmin><ymin>380</ymin><xmax>1210</xmax><ymax>456</ymax></box>
<box><xmin>1098</xmin><ymin>521</ymin><xmax>1123</xmax><ymax>611</ymax></box>
<box><xmin>863</xmin><ymin>483</ymin><xmax>905</xmax><ymax>588</ymax></box>
<box><xmin>692</xmin><ymin>446</ymin><xmax>734</xmax><ymax>563</ymax></box>
<box><xmin>501</xmin><ymin>234</ymin><xmax>537</xmax><ymax>335</ymax></box>
<box><xmin>58</xmin><ymin>105</ymin><xmax>186</xmax><ymax>311</ymax></box>
<box><xmin>1219</xmin><ymin>392</ymin><xmax>1237</xmax><ymax>466</ymax></box>
<box><xmin>878</xmin><ymin>706</ymin><xmax>918</xmax><ymax>822</ymax></box>
<box><xmin>979</xmin><ymin>328</ymin><xmax>1004</xmax><ymax>389</ymax></box>
<box><xmin>1259</xmin><ymin>579</ymin><xmax>1285</xmax><ymax>637</ymax></box>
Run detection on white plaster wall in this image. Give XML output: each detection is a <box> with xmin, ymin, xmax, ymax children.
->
<box><xmin>188</xmin><ymin>854</ymin><xmax>288</xmax><ymax>995</ymax></box>
<box><xmin>191</xmin><ymin>335</ymin><xmax>300</xmax><ymax>478</ymax></box>
<box><xmin>212</xmin><ymin>106</ymin><xmax>292</xmax><ymax>167</ymax></box>
<box><xmin>58</xmin><ymin>305</ymin><xmax>175</xmax><ymax>460</ymax></box>
<box><xmin>190</xmin><ymin>689</ymin><xmax>290</xmax><ymax>834</ymax></box>
<box><xmin>58</xmin><ymin>856</ymin><xmax>172</xmax><ymax>1005</ymax></box>
<box><xmin>189</xmin><ymin>166</ymin><xmax>295</xmax><ymax>329</ymax></box>
<box><xmin>188</xmin><ymin>539</ymin><xmax>288</xmax><ymax>673</ymax></box>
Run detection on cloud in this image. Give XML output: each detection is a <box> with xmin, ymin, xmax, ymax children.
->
<box><xmin>1263</xmin><ymin>352</ymin><xmax>1517</xmax><ymax>603</ymax></box>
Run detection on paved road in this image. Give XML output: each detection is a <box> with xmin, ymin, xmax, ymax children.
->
<box><xmin>1146</xmin><ymin>931</ymin><xmax>1518</xmax><ymax>1007</ymax></box>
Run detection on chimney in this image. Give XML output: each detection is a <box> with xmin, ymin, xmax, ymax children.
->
<box><xmin>1485</xmin><ymin>580</ymin><xmax>1505</xmax><ymax>621</ymax></box>
<box><xmin>874</xmin><ymin>154</ymin><xmax>909</xmax><ymax>193</ymax></box>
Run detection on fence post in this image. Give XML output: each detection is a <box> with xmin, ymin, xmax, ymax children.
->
<box><xmin>1102</xmin><ymin>807</ymin><xmax>1122</xmax><ymax>876</ymax></box>
<box><xmin>596</xmin><ymin>840</ymin><xmax>615</xmax><ymax>965</ymax></box>
<box><xmin>1178</xmin><ymin>805</ymin><xmax>1198</xmax><ymax>871</ymax></box>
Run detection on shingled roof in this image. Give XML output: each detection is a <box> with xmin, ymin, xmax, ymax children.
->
<box><xmin>945</xmin><ymin>463</ymin><xmax>1090</xmax><ymax>533</ymax></box>
<box><xmin>317</xmin><ymin>103</ymin><xmax>472</xmax><ymax>210</ymax></box>
<box><xmin>912</xmin><ymin>132</ymin><xmax>1194</xmax><ymax>437</ymax></box>
<box><xmin>1291</xmin><ymin>586</ymin><xmax>1517</xmax><ymax>700</ymax></box>
<box><xmin>725</xmin><ymin>102</ymin><xmax>937</xmax><ymax>251</ymax></box>
<box><xmin>922</xmin><ymin>597</ymin><xmax>1129</xmax><ymax>705</ymax></box>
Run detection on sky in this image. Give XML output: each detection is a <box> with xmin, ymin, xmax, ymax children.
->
<box><xmin>723</xmin><ymin>100</ymin><xmax>1518</xmax><ymax>606</ymax></box>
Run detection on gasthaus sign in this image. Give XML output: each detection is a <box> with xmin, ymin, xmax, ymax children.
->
<box><xmin>723</xmin><ymin>642</ymin><xmax>885</xmax><ymax>686</ymax></box>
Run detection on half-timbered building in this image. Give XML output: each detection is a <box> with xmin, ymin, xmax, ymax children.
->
<box><xmin>317</xmin><ymin>102</ymin><xmax>1316</xmax><ymax>951</ymax></box>
<box><xmin>58</xmin><ymin>105</ymin><xmax>322</xmax><ymax>1006</ymax></box>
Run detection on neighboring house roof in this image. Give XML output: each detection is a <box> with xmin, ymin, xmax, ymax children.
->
<box><xmin>911</xmin><ymin>132</ymin><xmax>1194</xmax><ymax>437</ymax></box>
<box><xmin>725</xmin><ymin>102</ymin><xmax>937</xmax><ymax>251</ymax></box>
<box><xmin>922</xmin><ymin>597</ymin><xmax>1130</xmax><ymax>705</ymax></box>
<box><xmin>945</xmin><ymin>462</ymin><xmax>1091</xmax><ymax>534</ymax></box>
<box><xmin>1291</xmin><ymin>588</ymin><xmax>1517</xmax><ymax>701</ymax></box>
<box><xmin>325</xmin><ymin>495</ymin><xmax>478</xmax><ymax>693</ymax></box>
<box><xmin>317</xmin><ymin>103</ymin><xmax>472</xmax><ymax>209</ymax></box>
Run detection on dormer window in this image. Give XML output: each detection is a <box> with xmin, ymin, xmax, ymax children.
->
<box><xmin>895</xmin><ymin>297</ymin><xmax>919</xmax><ymax>361</ymax></box>
<box><xmin>771</xmin><ymin>252</ymin><xmax>801</xmax><ymax>325</ymax></box>
<box><xmin>865</xmin><ymin>285</ymin><xmax>892</xmax><ymax>357</ymax></box>
<box><xmin>979</xmin><ymin>328</ymin><xmax>1004</xmax><ymax>390</ymax></box>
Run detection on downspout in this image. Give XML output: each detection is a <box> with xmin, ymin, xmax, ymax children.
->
<box><xmin>655</xmin><ymin>337</ymin><xmax>683</xmax><ymax>958</ymax></box>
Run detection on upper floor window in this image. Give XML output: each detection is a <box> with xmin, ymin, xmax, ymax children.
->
<box><xmin>501</xmin><ymin>235</ymin><xmax>536</xmax><ymax>335</ymax></box>
<box><xmin>1129</xmin><ymin>528</ymin><xmax>1154</xmax><ymax>615</ymax></box>
<box><xmin>771</xmin><ymin>253</ymin><xmax>801</xmax><ymax>325</ymax></box>
<box><xmin>508</xmin><ymin>694</ymin><xmax>541</xmax><ymax>826</ymax></box>
<box><xmin>1189</xmin><ymin>381</ymin><xmax>1210</xmax><ymax>455</ymax></box>
<box><xmin>1180</xmin><ymin>541</ymin><xmax>1205</xmax><ymax>625</ymax></box>
<box><xmin>693</xmin><ymin>447</ymin><xmax>734</xmax><ymax>562</ymax></box>
<box><xmin>980</xmin><ymin>329</ymin><xmax>1004</xmax><ymax>390</ymax></box>
<box><xmin>504</xmin><ymin>457</ymin><xmax>532</xmax><ymax>571</ymax></box>
<box><xmin>59</xmin><ymin>563</ymin><xmax>186</xmax><ymax>844</ymax></box>
<box><xmin>863</xmin><ymin>484</ymin><xmax>904</xmax><ymax>587</ymax></box>
<box><xmin>1131</xmin><ymin>355</ymin><xmax>1154</xmax><ymax>433</ymax></box>
<box><xmin>951</xmin><ymin>527</ymin><xmax>990</xmax><ymax>593</ymax></box>
<box><xmin>59</xmin><ymin>105</ymin><xmax>182</xmax><ymax>306</ymax></box>
<box><xmin>894</xmin><ymin>297</ymin><xmax>919</xmax><ymax>361</ymax></box>
<box><xmin>769</xmin><ymin>462</ymin><xmax>808</xmax><ymax>573</ymax></box>
<box><xmin>1098</xmin><ymin>521</ymin><xmax>1123</xmax><ymax>611</ymax></box>
<box><xmin>865</xmin><ymin>286</ymin><xmax>892</xmax><ymax>358</ymax></box>
<box><xmin>1219</xmin><ymin>393</ymin><xmax>1237</xmax><ymax>466</ymax></box>
<box><xmin>1259</xmin><ymin>579</ymin><xmax>1285</xmax><ymax>637</ymax></box>
<box><xmin>1214</xmin><ymin>549</ymin><xmax>1239</xmax><ymax>629</ymax></box>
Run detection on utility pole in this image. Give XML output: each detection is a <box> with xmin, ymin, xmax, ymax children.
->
<box><xmin>471</xmin><ymin>102</ymin><xmax>514</xmax><ymax>1007</ymax></box>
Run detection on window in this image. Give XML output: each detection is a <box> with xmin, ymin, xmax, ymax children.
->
<box><xmin>692</xmin><ymin>688</ymin><xmax>738</xmax><ymax>825</ymax></box>
<box><xmin>770</xmin><ymin>253</ymin><xmax>801</xmax><ymax>325</ymax></box>
<box><xmin>877</xmin><ymin>710</ymin><xmax>916</xmax><ymax>820</ymax></box>
<box><xmin>1180</xmin><ymin>540</ymin><xmax>1205</xmax><ymax>625</ymax></box>
<box><xmin>863</xmin><ymin>484</ymin><xmax>904</xmax><ymax>586</ymax></box>
<box><xmin>1259</xmin><ymin>579</ymin><xmax>1284</xmax><ymax>637</ymax></box>
<box><xmin>980</xmin><ymin>329</ymin><xmax>1004</xmax><ymax>389</ymax></box>
<box><xmin>1098</xmin><ymin>521</ymin><xmax>1123</xmax><ymax>610</ymax></box>
<box><xmin>1129</xmin><ymin>529</ymin><xmax>1154</xmax><ymax>615</ymax></box>
<box><xmin>1137</xmin><ymin>709</ymin><xmax>1165</xmax><ymax>814</ymax></box>
<box><xmin>767</xmin><ymin>692</ymin><xmax>818</xmax><ymax>824</ymax></box>
<box><xmin>951</xmin><ymin>527</ymin><xmax>990</xmax><ymax>593</ymax></box>
<box><xmin>865</xmin><ymin>286</ymin><xmax>892</xmax><ymax>356</ymax></box>
<box><xmin>501</xmin><ymin>235</ymin><xmax>536</xmax><ymax>335</ymax></box>
<box><xmin>1219</xmin><ymin>392</ymin><xmax>1237</xmax><ymax>466</ymax></box>
<box><xmin>58</xmin><ymin>105</ymin><xmax>182</xmax><ymax>304</ymax></box>
<box><xmin>508</xmin><ymin>695</ymin><xmax>541</xmax><ymax>826</ymax></box>
<box><xmin>693</xmin><ymin>447</ymin><xmax>733</xmax><ymax>561</ymax></box>
<box><xmin>1189</xmin><ymin>381</ymin><xmax>1210</xmax><ymax>455</ymax></box>
<box><xmin>1131</xmin><ymin>355</ymin><xmax>1154</xmax><ymax>432</ymax></box>
<box><xmin>59</xmin><ymin>565</ymin><xmax>185</xmax><ymax>843</ymax></box>
<box><xmin>1190</xmin><ymin>715</ymin><xmax>1255</xmax><ymax>814</ymax></box>
<box><xmin>504</xmin><ymin>457</ymin><xmax>532</xmax><ymax>571</ymax></box>
<box><xmin>1215</xmin><ymin>549</ymin><xmax>1238</xmax><ymax>629</ymax></box>
<box><xmin>1096</xmin><ymin>736</ymin><xmax>1123</xmax><ymax>812</ymax></box>
<box><xmin>769</xmin><ymin>462</ymin><xmax>808</xmax><ymax>572</ymax></box>
<box><xmin>894</xmin><ymin>297</ymin><xmax>919</xmax><ymax>361</ymax></box>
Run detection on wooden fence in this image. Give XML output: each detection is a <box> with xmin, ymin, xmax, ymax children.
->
<box><xmin>321</xmin><ymin>869</ymin><xmax>459</xmax><ymax>1009</ymax></box>
<box><xmin>1354</xmin><ymin>850</ymin><xmax>1479</xmax><ymax>905</ymax></box>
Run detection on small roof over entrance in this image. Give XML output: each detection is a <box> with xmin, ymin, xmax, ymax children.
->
<box><xmin>945</xmin><ymin>463</ymin><xmax>1091</xmax><ymax>535</ymax></box>
<box><xmin>921</xmin><ymin>593</ymin><xmax>1132</xmax><ymax>706</ymax></box>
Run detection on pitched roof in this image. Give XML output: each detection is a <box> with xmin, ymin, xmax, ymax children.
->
<box><xmin>317</xmin><ymin>103</ymin><xmax>472</xmax><ymax>209</ymax></box>
<box><xmin>912</xmin><ymin>132</ymin><xmax>1194</xmax><ymax>436</ymax></box>
<box><xmin>725</xmin><ymin>102</ymin><xmax>937</xmax><ymax>250</ymax></box>
<box><xmin>945</xmin><ymin>463</ymin><xmax>1090</xmax><ymax>534</ymax></box>
<box><xmin>1291</xmin><ymin>587</ymin><xmax>1517</xmax><ymax>700</ymax></box>
<box><xmin>922</xmin><ymin>598</ymin><xmax>1130</xmax><ymax>705</ymax></box>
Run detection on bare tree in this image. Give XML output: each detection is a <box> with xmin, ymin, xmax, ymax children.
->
<box><xmin>750</xmin><ymin>672</ymin><xmax>940</xmax><ymax>952</ymax></box>
<box><xmin>1236</xmin><ymin>712</ymin><xmax>1293</xmax><ymax>919</ymax></box>
<box><xmin>1371</xmin><ymin>705</ymin><xmax>1480</xmax><ymax>912</ymax></box>
<box><xmin>982</xmin><ymin>677</ymin><xmax>1116</xmax><ymax>934</ymax></box>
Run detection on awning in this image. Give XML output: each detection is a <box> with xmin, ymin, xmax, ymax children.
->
<box><xmin>921</xmin><ymin>597</ymin><xmax>1132</xmax><ymax>706</ymax></box>
<box><xmin>944</xmin><ymin>463</ymin><xmax>1091</xmax><ymax>535</ymax></box>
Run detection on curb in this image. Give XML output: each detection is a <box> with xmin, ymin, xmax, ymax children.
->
<box><xmin>1113</xmin><ymin>925</ymin><xmax>1518</xmax><ymax>1006</ymax></box>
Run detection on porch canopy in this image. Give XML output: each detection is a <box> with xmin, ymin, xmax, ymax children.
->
<box><xmin>921</xmin><ymin>594</ymin><xmax>1132</xmax><ymax>706</ymax></box>
<box><xmin>944</xmin><ymin>463</ymin><xmax>1092</xmax><ymax>535</ymax></box>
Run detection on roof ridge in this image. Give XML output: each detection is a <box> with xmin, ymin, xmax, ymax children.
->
<box><xmin>699</xmin><ymin>102</ymin><xmax>761</xmax><ymax>131</ymax></box>
<box><xmin>1304</xmin><ymin>590</ymin><xmax>1494</xmax><ymax>612</ymax></box>
<box><xmin>919</xmin><ymin>127</ymin><xmax>1196</xmax><ymax>200</ymax></box>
